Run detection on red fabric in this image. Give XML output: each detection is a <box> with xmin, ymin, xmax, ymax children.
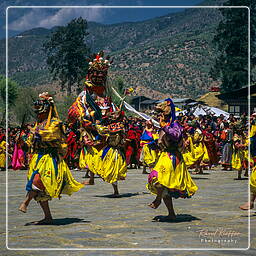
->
<box><xmin>125</xmin><ymin>129</ymin><xmax>139</xmax><ymax>165</ymax></box>
<box><xmin>203</xmin><ymin>130</ymin><xmax>219</xmax><ymax>165</ymax></box>
<box><xmin>0</xmin><ymin>133</ymin><xmax>5</xmax><ymax>142</ymax></box>
<box><xmin>32</xmin><ymin>173</ymin><xmax>45</xmax><ymax>190</ymax></box>
<box><xmin>64</xmin><ymin>131</ymin><xmax>78</xmax><ymax>160</ymax></box>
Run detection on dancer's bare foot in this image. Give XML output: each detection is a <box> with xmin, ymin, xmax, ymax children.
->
<box><xmin>239</xmin><ymin>202</ymin><xmax>254</xmax><ymax>210</ymax></box>
<box><xmin>18</xmin><ymin>202</ymin><xmax>27</xmax><ymax>213</ymax></box>
<box><xmin>148</xmin><ymin>199</ymin><xmax>161</xmax><ymax>209</ymax></box>
<box><xmin>82</xmin><ymin>180</ymin><xmax>94</xmax><ymax>185</ymax></box>
<box><xmin>29</xmin><ymin>218</ymin><xmax>53</xmax><ymax>225</ymax></box>
<box><xmin>142</xmin><ymin>170</ymin><xmax>149</xmax><ymax>174</ymax></box>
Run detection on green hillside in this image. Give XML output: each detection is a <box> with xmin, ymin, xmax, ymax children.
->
<box><xmin>0</xmin><ymin>2</ymin><xmax>226</xmax><ymax>98</ymax></box>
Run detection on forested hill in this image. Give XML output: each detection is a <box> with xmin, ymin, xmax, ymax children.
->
<box><xmin>0</xmin><ymin>0</ymin><xmax>227</xmax><ymax>98</ymax></box>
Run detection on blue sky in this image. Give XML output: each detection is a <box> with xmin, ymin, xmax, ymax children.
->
<box><xmin>2</xmin><ymin>0</ymin><xmax>207</xmax><ymax>38</ymax></box>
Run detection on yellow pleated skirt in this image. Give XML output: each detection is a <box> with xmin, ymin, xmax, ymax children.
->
<box><xmin>79</xmin><ymin>147</ymin><xmax>87</xmax><ymax>169</ymax></box>
<box><xmin>141</xmin><ymin>144</ymin><xmax>158</xmax><ymax>167</ymax></box>
<box><xmin>79</xmin><ymin>146</ymin><xmax>102</xmax><ymax>174</ymax></box>
<box><xmin>232</xmin><ymin>149</ymin><xmax>244</xmax><ymax>170</ymax></box>
<box><xmin>0</xmin><ymin>141</ymin><xmax>6</xmax><ymax>168</ymax></box>
<box><xmin>182</xmin><ymin>149</ymin><xmax>197</xmax><ymax>168</ymax></box>
<box><xmin>193</xmin><ymin>142</ymin><xmax>206</xmax><ymax>162</ymax></box>
<box><xmin>27</xmin><ymin>153</ymin><xmax>84</xmax><ymax>199</ymax></box>
<box><xmin>100</xmin><ymin>147</ymin><xmax>127</xmax><ymax>184</ymax></box>
<box><xmin>0</xmin><ymin>152</ymin><xmax>5</xmax><ymax>168</ymax></box>
<box><xmin>147</xmin><ymin>151</ymin><xmax>198</xmax><ymax>198</ymax></box>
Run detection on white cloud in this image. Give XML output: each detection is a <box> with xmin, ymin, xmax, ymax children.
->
<box><xmin>8</xmin><ymin>6</ymin><xmax>106</xmax><ymax>31</ymax></box>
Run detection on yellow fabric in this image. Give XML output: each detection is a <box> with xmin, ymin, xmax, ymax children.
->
<box><xmin>243</xmin><ymin>139</ymin><xmax>254</xmax><ymax>166</ymax></box>
<box><xmin>152</xmin><ymin>133</ymin><xmax>159</xmax><ymax>140</ymax></box>
<box><xmin>232</xmin><ymin>145</ymin><xmax>244</xmax><ymax>170</ymax></box>
<box><xmin>182</xmin><ymin>136</ymin><xmax>198</xmax><ymax>168</ymax></box>
<box><xmin>38</xmin><ymin>118</ymin><xmax>63</xmax><ymax>143</ymax></box>
<box><xmin>250</xmin><ymin>166</ymin><xmax>256</xmax><ymax>194</ymax></box>
<box><xmin>79</xmin><ymin>147</ymin><xmax>87</xmax><ymax>169</ymax></box>
<box><xmin>182</xmin><ymin>135</ymin><xmax>208</xmax><ymax>167</ymax></box>
<box><xmin>28</xmin><ymin>153</ymin><xmax>84</xmax><ymax>199</ymax></box>
<box><xmin>26</xmin><ymin>119</ymin><xmax>67</xmax><ymax>155</ymax></box>
<box><xmin>232</xmin><ymin>136</ymin><xmax>246</xmax><ymax>170</ymax></box>
<box><xmin>82</xmin><ymin>146</ymin><xmax>102</xmax><ymax>175</ymax></box>
<box><xmin>202</xmin><ymin>143</ymin><xmax>210</xmax><ymax>164</ymax></box>
<box><xmin>45</xmin><ymin>105</ymin><xmax>53</xmax><ymax>128</ymax></box>
<box><xmin>100</xmin><ymin>148</ymin><xmax>127</xmax><ymax>184</ymax></box>
<box><xmin>250</xmin><ymin>124</ymin><xmax>256</xmax><ymax>138</ymax></box>
<box><xmin>141</xmin><ymin>144</ymin><xmax>158</xmax><ymax>167</ymax></box>
<box><xmin>193</xmin><ymin>142</ymin><xmax>205</xmax><ymax>161</ymax></box>
<box><xmin>0</xmin><ymin>141</ymin><xmax>6</xmax><ymax>168</ymax></box>
<box><xmin>148</xmin><ymin>152</ymin><xmax>198</xmax><ymax>197</ymax></box>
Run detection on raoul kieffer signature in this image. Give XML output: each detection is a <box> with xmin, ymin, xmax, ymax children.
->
<box><xmin>197</xmin><ymin>228</ymin><xmax>242</xmax><ymax>238</ymax></box>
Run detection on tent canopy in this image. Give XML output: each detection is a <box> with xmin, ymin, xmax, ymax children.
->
<box><xmin>177</xmin><ymin>105</ymin><xmax>230</xmax><ymax>118</ymax></box>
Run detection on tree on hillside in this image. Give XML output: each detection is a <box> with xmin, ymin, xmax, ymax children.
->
<box><xmin>13</xmin><ymin>87</ymin><xmax>38</xmax><ymax>124</ymax></box>
<box><xmin>210</xmin><ymin>0</ymin><xmax>255</xmax><ymax>92</ymax></box>
<box><xmin>0</xmin><ymin>75</ymin><xmax>19</xmax><ymax>124</ymax></box>
<box><xmin>43</xmin><ymin>17</ymin><xmax>90</xmax><ymax>95</ymax></box>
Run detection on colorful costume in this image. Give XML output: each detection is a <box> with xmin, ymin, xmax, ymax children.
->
<box><xmin>99</xmin><ymin>117</ymin><xmax>127</xmax><ymax>183</ymax></box>
<box><xmin>0</xmin><ymin>135</ymin><xmax>6</xmax><ymax>170</ymax></box>
<box><xmin>182</xmin><ymin>132</ymin><xmax>198</xmax><ymax>168</ymax></box>
<box><xmin>147</xmin><ymin>99</ymin><xmax>198</xmax><ymax>198</ymax></box>
<box><xmin>140</xmin><ymin>128</ymin><xmax>159</xmax><ymax>168</ymax></box>
<box><xmin>24</xmin><ymin>93</ymin><xmax>84</xmax><ymax>202</ymax></box>
<box><xmin>64</xmin><ymin>128</ymin><xmax>80</xmax><ymax>169</ymax></box>
<box><xmin>231</xmin><ymin>135</ymin><xmax>244</xmax><ymax>170</ymax></box>
<box><xmin>79</xmin><ymin>129</ymin><xmax>103</xmax><ymax>174</ymax></box>
<box><xmin>11</xmin><ymin>133</ymin><xmax>26</xmax><ymax>170</ymax></box>
<box><xmin>68</xmin><ymin>52</ymin><xmax>128</xmax><ymax>188</ymax></box>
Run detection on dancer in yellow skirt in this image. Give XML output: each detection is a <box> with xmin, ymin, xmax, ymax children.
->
<box><xmin>0</xmin><ymin>132</ymin><xmax>6</xmax><ymax>171</ymax></box>
<box><xmin>99</xmin><ymin>110</ymin><xmax>127</xmax><ymax>196</ymax></box>
<box><xmin>139</xmin><ymin>120</ymin><xmax>159</xmax><ymax>174</ymax></box>
<box><xmin>182</xmin><ymin>127</ymin><xmax>209</xmax><ymax>174</ymax></box>
<box><xmin>182</xmin><ymin>130</ymin><xmax>198</xmax><ymax>169</ymax></box>
<box><xmin>79</xmin><ymin>126</ymin><xmax>104</xmax><ymax>185</ymax></box>
<box><xmin>147</xmin><ymin>99</ymin><xmax>198</xmax><ymax>220</ymax></box>
<box><xmin>191</xmin><ymin>128</ymin><xmax>209</xmax><ymax>174</ymax></box>
<box><xmin>18</xmin><ymin>92</ymin><xmax>84</xmax><ymax>224</ymax></box>
<box><xmin>232</xmin><ymin>134</ymin><xmax>248</xmax><ymax>179</ymax></box>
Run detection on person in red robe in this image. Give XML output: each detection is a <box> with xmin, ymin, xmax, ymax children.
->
<box><xmin>202</xmin><ymin>125</ymin><xmax>219</xmax><ymax>169</ymax></box>
<box><xmin>125</xmin><ymin>124</ymin><xmax>139</xmax><ymax>169</ymax></box>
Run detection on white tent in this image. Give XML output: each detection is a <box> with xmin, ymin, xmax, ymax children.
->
<box><xmin>178</xmin><ymin>105</ymin><xmax>230</xmax><ymax>119</ymax></box>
